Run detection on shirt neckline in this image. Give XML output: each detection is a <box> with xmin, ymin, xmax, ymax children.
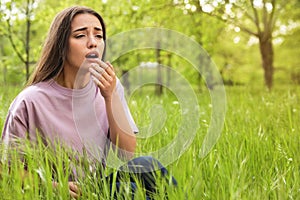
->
<box><xmin>49</xmin><ymin>78</ymin><xmax>94</xmax><ymax>97</ymax></box>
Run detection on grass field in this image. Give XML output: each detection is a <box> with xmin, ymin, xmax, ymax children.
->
<box><xmin>0</xmin><ymin>84</ymin><xmax>299</xmax><ymax>199</ymax></box>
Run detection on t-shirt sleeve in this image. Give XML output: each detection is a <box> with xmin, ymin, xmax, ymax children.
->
<box><xmin>1</xmin><ymin>99</ymin><xmax>29</xmax><ymax>145</ymax></box>
<box><xmin>115</xmin><ymin>79</ymin><xmax>139</xmax><ymax>133</ymax></box>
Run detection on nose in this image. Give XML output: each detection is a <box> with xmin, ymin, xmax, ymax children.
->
<box><xmin>87</xmin><ymin>36</ymin><xmax>97</xmax><ymax>48</ymax></box>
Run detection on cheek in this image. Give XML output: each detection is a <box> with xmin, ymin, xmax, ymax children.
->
<box><xmin>67</xmin><ymin>43</ymin><xmax>85</xmax><ymax>66</ymax></box>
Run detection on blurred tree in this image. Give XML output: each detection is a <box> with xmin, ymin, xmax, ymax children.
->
<box><xmin>187</xmin><ymin>0</ymin><xmax>299</xmax><ymax>89</ymax></box>
<box><xmin>0</xmin><ymin>0</ymin><xmax>38</xmax><ymax>81</ymax></box>
<box><xmin>273</xmin><ymin>0</ymin><xmax>300</xmax><ymax>85</ymax></box>
<box><xmin>172</xmin><ymin>0</ymin><xmax>226</xmax><ymax>89</ymax></box>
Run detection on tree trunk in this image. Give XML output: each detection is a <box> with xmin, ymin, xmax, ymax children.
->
<box><xmin>155</xmin><ymin>41</ymin><xmax>163</xmax><ymax>96</ymax></box>
<box><xmin>198</xmin><ymin>53</ymin><xmax>204</xmax><ymax>91</ymax></box>
<box><xmin>258</xmin><ymin>35</ymin><xmax>274</xmax><ymax>90</ymax></box>
<box><xmin>3</xmin><ymin>66</ymin><xmax>7</xmax><ymax>85</ymax></box>
<box><xmin>1</xmin><ymin>44</ymin><xmax>6</xmax><ymax>84</ymax></box>
<box><xmin>25</xmin><ymin>0</ymin><xmax>31</xmax><ymax>81</ymax></box>
<box><xmin>166</xmin><ymin>53</ymin><xmax>171</xmax><ymax>87</ymax></box>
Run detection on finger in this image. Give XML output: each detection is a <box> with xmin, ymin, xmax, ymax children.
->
<box><xmin>90</xmin><ymin>63</ymin><xmax>113</xmax><ymax>80</ymax></box>
<box><xmin>69</xmin><ymin>190</ymin><xmax>79</xmax><ymax>199</ymax></box>
<box><xmin>101</xmin><ymin>71</ymin><xmax>114</xmax><ymax>83</ymax></box>
<box><xmin>95</xmin><ymin>60</ymin><xmax>109</xmax><ymax>70</ymax></box>
<box><xmin>52</xmin><ymin>181</ymin><xmax>58</xmax><ymax>188</ymax></box>
<box><xmin>105</xmin><ymin>61</ymin><xmax>115</xmax><ymax>76</ymax></box>
<box><xmin>106</xmin><ymin>61</ymin><xmax>114</xmax><ymax>70</ymax></box>
<box><xmin>90</xmin><ymin>64</ymin><xmax>115</xmax><ymax>85</ymax></box>
<box><xmin>90</xmin><ymin>63</ymin><xmax>104</xmax><ymax>73</ymax></box>
<box><xmin>90</xmin><ymin>69</ymin><xmax>112</xmax><ymax>88</ymax></box>
<box><xmin>69</xmin><ymin>182</ymin><xmax>79</xmax><ymax>192</ymax></box>
<box><xmin>89</xmin><ymin>67</ymin><xmax>104</xmax><ymax>80</ymax></box>
<box><xmin>69</xmin><ymin>182</ymin><xmax>81</xmax><ymax>198</ymax></box>
<box><xmin>91</xmin><ymin>75</ymin><xmax>105</xmax><ymax>88</ymax></box>
<box><xmin>91</xmin><ymin>60</ymin><xmax>115</xmax><ymax>78</ymax></box>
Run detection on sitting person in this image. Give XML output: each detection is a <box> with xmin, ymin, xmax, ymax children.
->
<box><xmin>1</xmin><ymin>5</ymin><xmax>176</xmax><ymax>199</ymax></box>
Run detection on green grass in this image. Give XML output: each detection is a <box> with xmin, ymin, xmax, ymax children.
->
<box><xmin>0</xmin><ymin>84</ymin><xmax>300</xmax><ymax>199</ymax></box>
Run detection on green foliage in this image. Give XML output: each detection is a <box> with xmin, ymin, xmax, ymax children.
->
<box><xmin>0</xmin><ymin>0</ymin><xmax>299</xmax><ymax>86</ymax></box>
<box><xmin>1</xmin><ymin>85</ymin><xmax>300</xmax><ymax>199</ymax></box>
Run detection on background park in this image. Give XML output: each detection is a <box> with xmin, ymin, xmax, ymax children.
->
<box><xmin>0</xmin><ymin>0</ymin><xmax>300</xmax><ymax>199</ymax></box>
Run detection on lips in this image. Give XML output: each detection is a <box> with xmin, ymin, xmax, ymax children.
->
<box><xmin>86</xmin><ymin>51</ymin><xmax>99</xmax><ymax>58</ymax></box>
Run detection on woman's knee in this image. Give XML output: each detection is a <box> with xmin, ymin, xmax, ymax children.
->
<box><xmin>125</xmin><ymin>156</ymin><xmax>165</xmax><ymax>174</ymax></box>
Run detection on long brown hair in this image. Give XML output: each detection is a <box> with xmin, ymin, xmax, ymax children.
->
<box><xmin>26</xmin><ymin>6</ymin><xmax>106</xmax><ymax>86</ymax></box>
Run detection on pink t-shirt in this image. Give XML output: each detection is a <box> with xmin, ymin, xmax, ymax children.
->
<box><xmin>2</xmin><ymin>78</ymin><xmax>138</xmax><ymax>161</ymax></box>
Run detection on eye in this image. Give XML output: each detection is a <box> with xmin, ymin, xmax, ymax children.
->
<box><xmin>74</xmin><ymin>34</ymin><xmax>85</xmax><ymax>38</ymax></box>
<box><xmin>96</xmin><ymin>34</ymin><xmax>103</xmax><ymax>39</ymax></box>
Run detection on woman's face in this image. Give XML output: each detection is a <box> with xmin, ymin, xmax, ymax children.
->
<box><xmin>65</xmin><ymin>13</ymin><xmax>104</xmax><ymax>71</ymax></box>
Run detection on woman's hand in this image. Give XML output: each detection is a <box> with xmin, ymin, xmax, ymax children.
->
<box><xmin>68</xmin><ymin>181</ymin><xmax>81</xmax><ymax>199</ymax></box>
<box><xmin>88</xmin><ymin>59</ymin><xmax>136</xmax><ymax>159</ymax></box>
<box><xmin>53</xmin><ymin>181</ymin><xmax>81</xmax><ymax>199</ymax></box>
<box><xmin>89</xmin><ymin>60</ymin><xmax>116</xmax><ymax>100</ymax></box>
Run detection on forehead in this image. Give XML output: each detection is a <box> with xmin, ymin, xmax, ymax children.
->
<box><xmin>71</xmin><ymin>13</ymin><xmax>102</xmax><ymax>30</ymax></box>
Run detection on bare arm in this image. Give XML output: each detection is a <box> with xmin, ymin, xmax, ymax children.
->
<box><xmin>105</xmin><ymin>91</ymin><xmax>137</xmax><ymax>158</ymax></box>
<box><xmin>89</xmin><ymin>61</ymin><xmax>136</xmax><ymax>159</ymax></box>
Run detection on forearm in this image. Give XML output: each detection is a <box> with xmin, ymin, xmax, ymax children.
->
<box><xmin>89</xmin><ymin>60</ymin><xmax>136</xmax><ymax>157</ymax></box>
<box><xmin>105</xmin><ymin>91</ymin><xmax>136</xmax><ymax>157</ymax></box>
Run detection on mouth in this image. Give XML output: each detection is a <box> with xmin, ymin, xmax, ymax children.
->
<box><xmin>86</xmin><ymin>51</ymin><xmax>99</xmax><ymax>58</ymax></box>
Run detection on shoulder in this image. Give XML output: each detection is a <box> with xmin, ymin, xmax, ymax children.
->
<box><xmin>9</xmin><ymin>81</ymin><xmax>52</xmax><ymax>112</ymax></box>
<box><xmin>18</xmin><ymin>81</ymin><xmax>51</xmax><ymax>100</ymax></box>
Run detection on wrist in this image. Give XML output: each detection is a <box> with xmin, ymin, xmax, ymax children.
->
<box><xmin>104</xmin><ymin>90</ymin><xmax>118</xmax><ymax>103</ymax></box>
<box><xmin>104</xmin><ymin>95</ymin><xmax>112</xmax><ymax>103</ymax></box>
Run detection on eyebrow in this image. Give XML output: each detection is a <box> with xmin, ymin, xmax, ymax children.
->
<box><xmin>72</xmin><ymin>26</ymin><xmax>102</xmax><ymax>33</ymax></box>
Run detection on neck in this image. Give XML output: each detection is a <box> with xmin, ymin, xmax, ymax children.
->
<box><xmin>55</xmin><ymin>69</ymin><xmax>90</xmax><ymax>89</ymax></box>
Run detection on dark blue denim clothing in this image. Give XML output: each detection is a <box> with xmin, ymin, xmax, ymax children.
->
<box><xmin>108</xmin><ymin>156</ymin><xmax>177</xmax><ymax>199</ymax></box>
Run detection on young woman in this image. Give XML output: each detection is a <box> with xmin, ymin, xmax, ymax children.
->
<box><xmin>2</xmin><ymin>5</ymin><xmax>176</xmax><ymax>199</ymax></box>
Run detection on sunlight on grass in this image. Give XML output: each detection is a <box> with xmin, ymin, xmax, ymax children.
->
<box><xmin>0</xmin><ymin>85</ymin><xmax>299</xmax><ymax>199</ymax></box>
